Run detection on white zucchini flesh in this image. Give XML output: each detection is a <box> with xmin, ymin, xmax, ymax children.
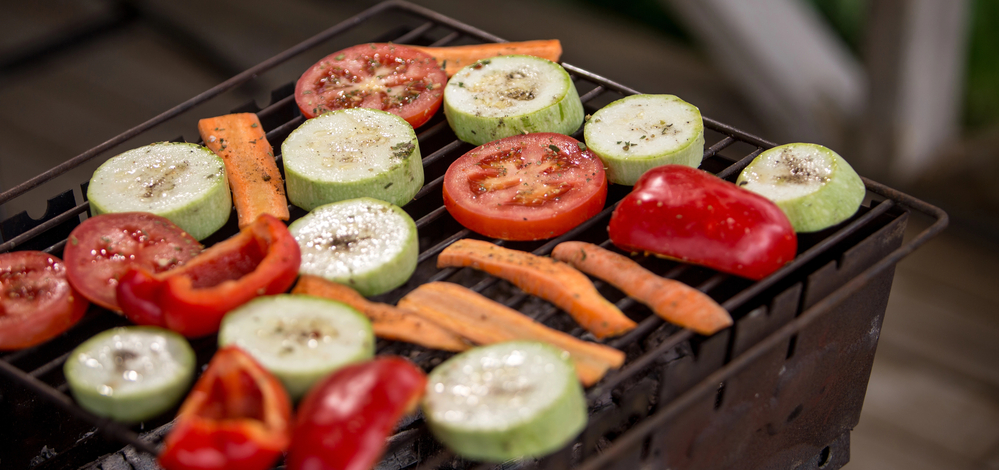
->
<box><xmin>443</xmin><ymin>55</ymin><xmax>584</xmax><ymax>145</ymax></box>
<box><xmin>281</xmin><ymin>108</ymin><xmax>424</xmax><ymax>211</ymax></box>
<box><xmin>583</xmin><ymin>94</ymin><xmax>704</xmax><ymax>186</ymax></box>
<box><xmin>218</xmin><ymin>294</ymin><xmax>374</xmax><ymax>400</ymax></box>
<box><xmin>737</xmin><ymin>143</ymin><xmax>866</xmax><ymax>233</ymax></box>
<box><xmin>64</xmin><ymin>326</ymin><xmax>195</xmax><ymax>423</ymax></box>
<box><xmin>423</xmin><ymin>341</ymin><xmax>587</xmax><ymax>462</ymax></box>
<box><xmin>288</xmin><ymin>197</ymin><xmax>418</xmax><ymax>297</ymax></box>
<box><xmin>87</xmin><ymin>142</ymin><xmax>231</xmax><ymax>240</ymax></box>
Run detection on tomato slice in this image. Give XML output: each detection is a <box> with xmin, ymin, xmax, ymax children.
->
<box><xmin>443</xmin><ymin>133</ymin><xmax>608</xmax><ymax>241</ymax></box>
<box><xmin>295</xmin><ymin>43</ymin><xmax>447</xmax><ymax>128</ymax></box>
<box><xmin>63</xmin><ymin>213</ymin><xmax>202</xmax><ymax>312</ymax></box>
<box><xmin>0</xmin><ymin>251</ymin><xmax>88</xmax><ymax>350</ymax></box>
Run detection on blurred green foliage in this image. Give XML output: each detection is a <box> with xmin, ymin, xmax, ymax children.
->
<box><xmin>965</xmin><ymin>0</ymin><xmax>999</xmax><ymax>130</ymax></box>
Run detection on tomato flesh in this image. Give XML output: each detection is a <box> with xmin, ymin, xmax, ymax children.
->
<box><xmin>295</xmin><ymin>43</ymin><xmax>446</xmax><ymax>128</ymax></box>
<box><xmin>0</xmin><ymin>251</ymin><xmax>87</xmax><ymax>350</ymax></box>
<box><xmin>443</xmin><ymin>133</ymin><xmax>607</xmax><ymax>241</ymax></box>
<box><xmin>63</xmin><ymin>213</ymin><xmax>202</xmax><ymax>312</ymax></box>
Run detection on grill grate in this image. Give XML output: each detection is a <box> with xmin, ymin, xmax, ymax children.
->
<box><xmin>0</xmin><ymin>1</ymin><xmax>947</xmax><ymax>469</ymax></box>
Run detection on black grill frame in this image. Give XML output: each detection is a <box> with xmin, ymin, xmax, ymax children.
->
<box><xmin>0</xmin><ymin>1</ymin><xmax>947</xmax><ymax>469</ymax></box>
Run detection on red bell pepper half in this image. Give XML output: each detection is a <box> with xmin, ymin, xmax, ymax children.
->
<box><xmin>117</xmin><ymin>214</ymin><xmax>301</xmax><ymax>337</ymax></box>
<box><xmin>609</xmin><ymin>165</ymin><xmax>797</xmax><ymax>280</ymax></box>
<box><xmin>286</xmin><ymin>357</ymin><xmax>427</xmax><ymax>470</ymax></box>
<box><xmin>159</xmin><ymin>346</ymin><xmax>292</xmax><ymax>470</ymax></box>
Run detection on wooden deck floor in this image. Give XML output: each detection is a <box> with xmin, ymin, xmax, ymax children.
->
<box><xmin>2</xmin><ymin>1</ymin><xmax>997</xmax><ymax>468</ymax></box>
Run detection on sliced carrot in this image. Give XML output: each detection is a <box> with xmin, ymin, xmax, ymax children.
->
<box><xmin>437</xmin><ymin>239</ymin><xmax>636</xmax><ymax>339</ymax></box>
<box><xmin>552</xmin><ymin>242</ymin><xmax>732</xmax><ymax>335</ymax></box>
<box><xmin>398</xmin><ymin>281</ymin><xmax>625</xmax><ymax>387</ymax></box>
<box><xmin>198</xmin><ymin>113</ymin><xmax>289</xmax><ymax>228</ymax></box>
<box><xmin>410</xmin><ymin>40</ymin><xmax>562</xmax><ymax>77</ymax></box>
<box><xmin>291</xmin><ymin>275</ymin><xmax>469</xmax><ymax>352</ymax></box>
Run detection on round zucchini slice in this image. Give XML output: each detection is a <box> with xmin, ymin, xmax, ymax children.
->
<box><xmin>423</xmin><ymin>341</ymin><xmax>587</xmax><ymax>462</ymax></box>
<box><xmin>737</xmin><ymin>142</ymin><xmax>866</xmax><ymax>232</ymax></box>
<box><xmin>87</xmin><ymin>142</ymin><xmax>231</xmax><ymax>241</ymax></box>
<box><xmin>218</xmin><ymin>294</ymin><xmax>375</xmax><ymax>400</ymax></box>
<box><xmin>281</xmin><ymin>108</ymin><xmax>424</xmax><ymax>211</ymax></box>
<box><xmin>64</xmin><ymin>326</ymin><xmax>195</xmax><ymax>422</ymax></box>
<box><xmin>583</xmin><ymin>94</ymin><xmax>704</xmax><ymax>186</ymax></box>
<box><xmin>288</xmin><ymin>197</ymin><xmax>418</xmax><ymax>296</ymax></box>
<box><xmin>443</xmin><ymin>55</ymin><xmax>584</xmax><ymax>145</ymax></box>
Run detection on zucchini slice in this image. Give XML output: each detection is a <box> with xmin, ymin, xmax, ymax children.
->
<box><xmin>87</xmin><ymin>142</ymin><xmax>232</xmax><ymax>240</ymax></box>
<box><xmin>64</xmin><ymin>326</ymin><xmax>195</xmax><ymax>422</ymax></box>
<box><xmin>443</xmin><ymin>55</ymin><xmax>584</xmax><ymax>145</ymax></box>
<box><xmin>288</xmin><ymin>197</ymin><xmax>418</xmax><ymax>297</ymax></box>
<box><xmin>218</xmin><ymin>294</ymin><xmax>375</xmax><ymax>400</ymax></box>
<box><xmin>583</xmin><ymin>94</ymin><xmax>704</xmax><ymax>186</ymax></box>
<box><xmin>281</xmin><ymin>108</ymin><xmax>424</xmax><ymax>211</ymax></box>
<box><xmin>737</xmin><ymin>143</ymin><xmax>866</xmax><ymax>232</ymax></box>
<box><xmin>423</xmin><ymin>341</ymin><xmax>587</xmax><ymax>462</ymax></box>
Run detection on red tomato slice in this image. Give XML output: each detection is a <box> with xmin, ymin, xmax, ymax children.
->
<box><xmin>443</xmin><ymin>133</ymin><xmax>608</xmax><ymax>241</ymax></box>
<box><xmin>63</xmin><ymin>213</ymin><xmax>202</xmax><ymax>312</ymax></box>
<box><xmin>0</xmin><ymin>251</ymin><xmax>88</xmax><ymax>350</ymax></box>
<box><xmin>295</xmin><ymin>43</ymin><xmax>447</xmax><ymax>128</ymax></box>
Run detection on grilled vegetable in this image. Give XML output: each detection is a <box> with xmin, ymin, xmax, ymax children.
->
<box><xmin>158</xmin><ymin>346</ymin><xmax>292</xmax><ymax>470</ymax></box>
<box><xmin>442</xmin><ymin>133</ymin><xmax>607</xmax><ymax>241</ymax></box>
<box><xmin>410</xmin><ymin>40</ymin><xmax>563</xmax><ymax>77</ymax></box>
<box><xmin>64</xmin><ymin>326</ymin><xmax>194</xmax><ymax>422</ymax></box>
<box><xmin>0</xmin><ymin>251</ymin><xmax>87</xmax><ymax>350</ymax></box>
<box><xmin>438</xmin><ymin>239</ymin><xmax>636</xmax><ymax>339</ymax></box>
<box><xmin>737</xmin><ymin>143</ymin><xmax>866</xmax><ymax>232</ymax></box>
<box><xmin>552</xmin><ymin>242</ymin><xmax>731</xmax><ymax>335</ymax></box>
<box><xmin>198</xmin><ymin>113</ymin><xmax>289</xmax><ymax>228</ymax></box>
<box><xmin>423</xmin><ymin>341</ymin><xmax>587</xmax><ymax>462</ymax></box>
<box><xmin>282</xmin><ymin>108</ymin><xmax>424</xmax><ymax>211</ymax></box>
<box><xmin>291</xmin><ymin>275</ymin><xmax>470</xmax><ymax>352</ymax></box>
<box><xmin>295</xmin><ymin>43</ymin><xmax>446</xmax><ymax>128</ymax></box>
<box><xmin>218</xmin><ymin>294</ymin><xmax>375</xmax><ymax>400</ymax></box>
<box><xmin>609</xmin><ymin>165</ymin><xmax>797</xmax><ymax>280</ymax></box>
<box><xmin>583</xmin><ymin>94</ymin><xmax>704</xmax><ymax>185</ymax></box>
<box><xmin>87</xmin><ymin>142</ymin><xmax>231</xmax><ymax>240</ymax></box>
<box><xmin>286</xmin><ymin>357</ymin><xmax>427</xmax><ymax>470</ymax></box>
<box><xmin>63</xmin><ymin>212</ymin><xmax>202</xmax><ymax>312</ymax></box>
<box><xmin>117</xmin><ymin>214</ymin><xmax>301</xmax><ymax>338</ymax></box>
<box><xmin>398</xmin><ymin>281</ymin><xmax>625</xmax><ymax>387</ymax></box>
<box><xmin>443</xmin><ymin>55</ymin><xmax>584</xmax><ymax>145</ymax></box>
<box><xmin>288</xmin><ymin>197</ymin><xmax>418</xmax><ymax>296</ymax></box>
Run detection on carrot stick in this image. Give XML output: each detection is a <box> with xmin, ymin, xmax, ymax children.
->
<box><xmin>291</xmin><ymin>275</ymin><xmax>470</xmax><ymax>352</ymax></box>
<box><xmin>552</xmin><ymin>242</ymin><xmax>732</xmax><ymax>335</ymax></box>
<box><xmin>410</xmin><ymin>40</ymin><xmax>562</xmax><ymax>77</ymax></box>
<box><xmin>398</xmin><ymin>282</ymin><xmax>625</xmax><ymax>387</ymax></box>
<box><xmin>198</xmin><ymin>113</ymin><xmax>289</xmax><ymax>228</ymax></box>
<box><xmin>437</xmin><ymin>239</ymin><xmax>636</xmax><ymax>338</ymax></box>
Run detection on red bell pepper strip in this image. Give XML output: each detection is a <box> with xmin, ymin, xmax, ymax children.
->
<box><xmin>159</xmin><ymin>346</ymin><xmax>292</xmax><ymax>470</ymax></box>
<box><xmin>286</xmin><ymin>357</ymin><xmax>427</xmax><ymax>470</ymax></box>
<box><xmin>608</xmin><ymin>165</ymin><xmax>797</xmax><ymax>280</ymax></box>
<box><xmin>117</xmin><ymin>214</ymin><xmax>301</xmax><ymax>338</ymax></box>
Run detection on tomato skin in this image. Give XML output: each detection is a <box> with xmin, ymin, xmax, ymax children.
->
<box><xmin>159</xmin><ymin>346</ymin><xmax>292</xmax><ymax>470</ymax></box>
<box><xmin>0</xmin><ymin>251</ymin><xmax>88</xmax><ymax>350</ymax></box>
<box><xmin>286</xmin><ymin>357</ymin><xmax>427</xmax><ymax>470</ymax></box>
<box><xmin>63</xmin><ymin>212</ymin><xmax>202</xmax><ymax>312</ymax></box>
<box><xmin>295</xmin><ymin>43</ymin><xmax>447</xmax><ymax>128</ymax></box>
<box><xmin>117</xmin><ymin>214</ymin><xmax>301</xmax><ymax>338</ymax></box>
<box><xmin>608</xmin><ymin>165</ymin><xmax>797</xmax><ymax>280</ymax></box>
<box><xmin>443</xmin><ymin>133</ymin><xmax>608</xmax><ymax>241</ymax></box>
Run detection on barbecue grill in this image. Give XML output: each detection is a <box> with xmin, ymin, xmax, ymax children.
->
<box><xmin>0</xmin><ymin>2</ymin><xmax>948</xmax><ymax>469</ymax></box>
